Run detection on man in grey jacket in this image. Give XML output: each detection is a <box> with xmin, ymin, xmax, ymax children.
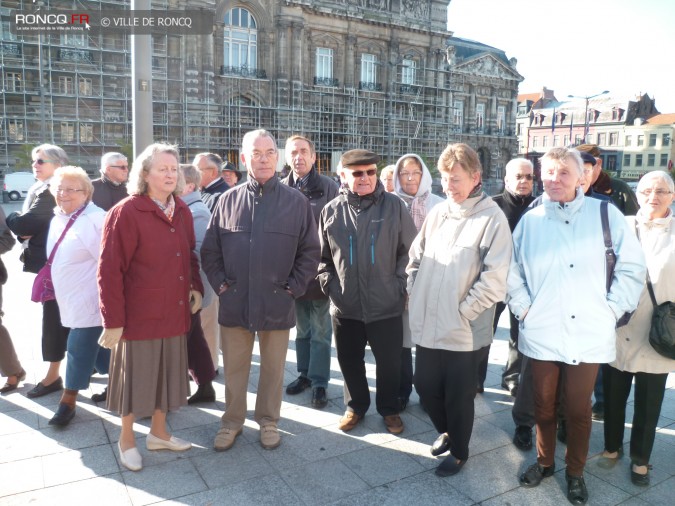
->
<box><xmin>318</xmin><ymin>149</ymin><xmax>417</xmax><ymax>435</ymax></box>
<box><xmin>201</xmin><ymin>129</ymin><xmax>319</xmax><ymax>452</ymax></box>
<box><xmin>281</xmin><ymin>135</ymin><xmax>339</xmax><ymax>409</ymax></box>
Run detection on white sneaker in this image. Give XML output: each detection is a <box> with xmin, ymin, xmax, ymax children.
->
<box><xmin>146</xmin><ymin>432</ymin><xmax>192</xmax><ymax>451</ymax></box>
<box><xmin>118</xmin><ymin>441</ymin><xmax>142</xmax><ymax>471</ymax></box>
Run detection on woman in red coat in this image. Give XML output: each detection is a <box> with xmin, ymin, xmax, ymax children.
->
<box><xmin>98</xmin><ymin>143</ymin><xmax>203</xmax><ymax>471</ymax></box>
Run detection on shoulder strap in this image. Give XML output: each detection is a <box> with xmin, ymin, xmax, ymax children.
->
<box><xmin>601</xmin><ymin>201</ymin><xmax>616</xmax><ymax>293</ymax></box>
<box><xmin>634</xmin><ymin>222</ymin><xmax>658</xmax><ymax>307</ymax></box>
<box><xmin>46</xmin><ymin>206</ymin><xmax>86</xmax><ymax>266</ymax></box>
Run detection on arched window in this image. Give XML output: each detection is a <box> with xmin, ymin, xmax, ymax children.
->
<box><xmin>223</xmin><ymin>8</ymin><xmax>257</xmax><ymax>70</ymax></box>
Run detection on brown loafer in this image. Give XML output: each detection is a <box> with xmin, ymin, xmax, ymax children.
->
<box><xmin>383</xmin><ymin>414</ymin><xmax>404</xmax><ymax>434</ymax></box>
<box><xmin>338</xmin><ymin>411</ymin><xmax>362</xmax><ymax>432</ymax></box>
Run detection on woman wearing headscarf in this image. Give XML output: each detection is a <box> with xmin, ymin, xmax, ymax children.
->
<box><xmin>598</xmin><ymin>170</ymin><xmax>675</xmax><ymax>486</ymax></box>
<box><xmin>98</xmin><ymin>143</ymin><xmax>204</xmax><ymax>471</ymax></box>
<box><xmin>393</xmin><ymin>153</ymin><xmax>444</xmax><ymax>410</ymax></box>
<box><xmin>44</xmin><ymin>166</ymin><xmax>108</xmax><ymax>426</ymax></box>
<box><xmin>407</xmin><ymin>143</ymin><xmax>511</xmax><ymax>476</ymax></box>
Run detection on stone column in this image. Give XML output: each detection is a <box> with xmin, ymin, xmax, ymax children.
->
<box><xmin>276</xmin><ymin>19</ymin><xmax>291</xmax><ymax>80</ymax></box>
<box><xmin>291</xmin><ymin>22</ymin><xmax>303</xmax><ymax>82</ymax></box>
<box><xmin>345</xmin><ymin>35</ymin><xmax>356</xmax><ymax>87</ymax></box>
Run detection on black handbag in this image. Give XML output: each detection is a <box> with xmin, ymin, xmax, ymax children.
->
<box><xmin>645</xmin><ymin>272</ymin><xmax>675</xmax><ymax>359</ymax></box>
<box><xmin>601</xmin><ymin>201</ymin><xmax>632</xmax><ymax>327</ymax></box>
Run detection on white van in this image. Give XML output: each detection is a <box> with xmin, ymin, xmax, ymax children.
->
<box><xmin>3</xmin><ymin>172</ymin><xmax>36</xmax><ymax>201</ymax></box>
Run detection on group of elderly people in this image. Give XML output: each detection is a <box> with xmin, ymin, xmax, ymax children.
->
<box><xmin>1</xmin><ymin>138</ymin><xmax>672</xmax><ymax>506</ymax></box>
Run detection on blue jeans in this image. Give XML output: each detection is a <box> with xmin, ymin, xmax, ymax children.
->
<box><xmin>65</xmin><ymin>326</ymin><xmax>110</xmax><ymax>391</ymax></box>
<box><xmin>294</xmin><ymin>299</ymin><xmax>332</xmax><ymax>389</ymax></box>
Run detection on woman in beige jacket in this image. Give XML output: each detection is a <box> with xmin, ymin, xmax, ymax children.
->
<box><xmin>598</xmin><ymin>170</ymin><xmax>675</xmax><ymax>486</ymax></box>
<box><xmin>407</xmin><ymin>143</ymin><xmax>512</xmax><ymax>477</ymax></box>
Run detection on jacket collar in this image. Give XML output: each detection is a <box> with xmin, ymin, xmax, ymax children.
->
<box><xmin>346</xmin><ymin>180</ymin><xmax>384</xmax><ymax>212</ymax></box>
<box><xmin>502</xmin><ymin>188</ymin><xmax>533</xmax><ymax>207</ymax></box>
<box><xmin>247</xmin><ymin>174</ymin><xmax>279</xmax><ymax>195</ymax></box>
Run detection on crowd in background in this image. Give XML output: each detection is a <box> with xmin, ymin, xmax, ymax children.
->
<box><xmin>0</xmin><ymin>134</ymin><xmax>673</xmax><ymax>506</ymax></box>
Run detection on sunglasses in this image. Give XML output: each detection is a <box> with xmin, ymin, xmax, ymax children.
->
<box><xmin>515</xmin><ymin>174</ymin><xmax>534</xmax><ymax>181</ymax></box>
<box><xmin>34</xmin><ymin>159</ymin><xmax>56</xmax><ymax>165</ymax></box>
<box><xmin>350</xmin><ymin>169</ymin><xmax>377</xmax><ymax>178</ymax></box>
<box><xmin>109</xmin><ymin>165</ymin><xmax>129</xmax><ymax>170</ymax></box>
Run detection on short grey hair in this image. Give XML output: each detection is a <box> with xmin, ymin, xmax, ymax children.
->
<box><xmin>540</xmin><ymin>147</ymin><xmax>584</xmax><ymax>178</ymax></box>
<box><xmin>504</xmin><ymin>158</ymin><xmax>533</xmax><ymax>178</ymax></box>
<box><xmin>193</xmin><ymin>152</ymin><xmax>222</xmax><ymax>169</ymax></box>
<box><xmin>50</xmin><ymin>166</ymin><xmax>94</xmax><ymax>204</ymax></box>
<box><xmin>127</xmin><ymin>143</ymin><xmax>184</xmax><ymax>197</ymax></box>
<box><xmin>637</xmin><ymin>170</ymin><xmax>675</xmax><ymax>193</ymax></box>
<box><xmin>242</xmin><ymin>129</ymin><xmax>277</xmax><ymax>153</ymax></box>
<box><xmin>32</xmin><ymin>144</ymin><xmax>68</xmax><ymax>166</ymax></box>
<box><xmin>180</xmin><ymin>163</ymin><xmax>201</xmax><ymax>188</ymax></box>
<box><xmin>101</xmin><ymin>152</ymin><xmax>127</xmax><ymax>173</ymax></box>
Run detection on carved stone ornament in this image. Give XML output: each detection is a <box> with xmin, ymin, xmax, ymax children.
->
<box><xmin>459</xmin><ymin>57</ymin><xmax>513</xmax><ymax>79</ymax></box>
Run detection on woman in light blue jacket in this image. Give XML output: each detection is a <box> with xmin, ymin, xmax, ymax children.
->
<box><xmin>508</xmin><ymin>147</ymin><xmax>645</xmax><ymax>505</ymax></box>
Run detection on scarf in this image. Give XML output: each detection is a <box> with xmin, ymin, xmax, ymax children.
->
<box><xmin>409</xmin><ymin>191</ymin><xmax>430</xmax><ymax>230</ymax></box>
<box><xmin>151</xmin><ymin>194</ymin><xmax>176</xmax><ymax>221</ymax></box>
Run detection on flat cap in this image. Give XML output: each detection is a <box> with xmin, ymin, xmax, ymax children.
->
<box><xmin>341</xmin><ymin>149</ymin><xmax>380</xmax><ymax>167</ymax></box>
<box><xmin>221</xmin><ymin>161</ymin><xmax>243</xmax><ymax>182</ymax></box>
<box><xmin>579</xmin><ymin>152</ymin><xmax>597</xmax><ymax>166</ymax></box>
<box><xmin>576</xmin><ymin>144</ymin><xmax>602</xmax><ymax>157</ymax></box>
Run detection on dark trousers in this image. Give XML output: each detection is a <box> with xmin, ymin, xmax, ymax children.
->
<box><xmin>42</xmin><ymin>299</ymin><xmax>70</xmax><ymax>362</ymax></box>
<box><xmin>186</xmin><ymin>312</ymin><xmax>216</xmax><ymax>385</ymax></box>
<box><xmin>415</xmin><ymin>344</ymin><xmax>486</xmax><ymax>461</ymax></box>
<box><xmin>333</xmin><ymin>316</ymin><xmax>402</xmax><ymax>417</ymax></box>
<box><xmin>483</xmin><ymin>301</ymin><xmax>521</xmax><ymax>388</ymax></box>
<box><xmin>399</xmin><ymin>347</ymin><xmax>413</xmax><ymax>399</ymax></box>
<box><xmin>602</xmin><ymin>364</ymin><xmax>668</xmax><ymax>466</ymax></box>
<box><xmin>512</xmin><ymin>355</ymin><xmax>536</xmax><ymax>428</ymax></box>
<box><xmin>531</xmin><ymin>360</ymin><xmax>598</xmax><ymax>476</ymax></box>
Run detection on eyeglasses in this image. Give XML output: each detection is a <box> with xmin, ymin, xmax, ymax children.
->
<box><xmin>350</xmin><ymin>169</ymin><xmax>377</xmax><ymax>178</ymax></box>
<box><xmin>400</xmin><ymin>171</ymin><xmax>423</xmax><ymax>179</ymax></box>
<box><xmin>109</xmin><ymin>165</ymin><xmax>129</xmax><ymax>170</ymax></box>
<box><xmin>55</xmin><ymin>188</ymin><xmax>84</xmax><ymax>195</ymax></box>
<box><xmin>515</xmin><ymin>174</ymin><xmax>534</xmax><ymax>181</ymax></box>
<box><xmin>639</xmin><ymin>189</ymin><xmax>672</xmax><ymax>197</ymax></box>
<box><xmin>33</xmin><ymin>159</ymin><xmax>56</xmax><ymax>165</ymax></box>
<box><xmin>250</xmin><ymin>150</ymin><xmax>277</xmax><ymax>161</ymax></box>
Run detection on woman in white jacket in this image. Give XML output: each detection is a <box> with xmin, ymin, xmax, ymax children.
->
<box><xmin>46</xmin><ymin>166</ymin><xmax>108</xmax><ymax>427</ymax></box>
<box><xmin>508</xmin><ymin>147</ymin><xmax>645</xmax><ymax>505</ymax></box>
<box><xmin>407</xmin><ymin>144</ymin><xmax>512</xmax><ymax>477</ymax></box>
<box><xmin>598</xmin><ymin>170</ymin><xmax>675</xmax><ymax>486</ymax></box>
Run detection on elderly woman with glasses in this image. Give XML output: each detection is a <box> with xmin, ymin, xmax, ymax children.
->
<box><xmin>508</xmin><ymin>147</ymin><xmax>645</xmax><ymax>505</ymax></box>
<box><xmin>43</xmin><ymin>167</ymin><xmax>108</xmax><ymax>426</ymax></box>
<box><xmin>407</xmin><ymin>143</ymin><xmax>512</xmax><ymax>477</ymax></box>
<box><xmin>6</xmin><ymin>144</ymin><xmax>70</xmax><ymax>399</ymax></box>
<box><xmin>98</xmin><ymin>143</ymin><xmax>204</xmax><ymax>471</ymax></box>
<box><xmin>597</xmin><ymin>170</ymin><xmax>675</xmax><ymax>486</ymax></box>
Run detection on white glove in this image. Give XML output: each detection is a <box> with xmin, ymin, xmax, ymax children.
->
<box><xmin>98</xmin><ymin>327</ymin><xmax>123</xmax><ymax>349</ymax></box>
<box><xmin>190</xmin><ymin>290</ymin><xmax>202</xmax><ymax>314</ymax></box>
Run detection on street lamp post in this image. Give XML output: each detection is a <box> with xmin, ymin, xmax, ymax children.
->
<box><xmin>567</xmin><ymin>90</ymin><xmax>609</xmax><ymax>144</ymax></box>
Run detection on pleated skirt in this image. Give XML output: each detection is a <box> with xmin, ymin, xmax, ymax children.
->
<box><xmin>106</xmin><ymin>334</ymin><xmax>189</xmax><ymax>418</ymax></box>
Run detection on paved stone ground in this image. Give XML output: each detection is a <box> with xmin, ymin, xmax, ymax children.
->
<box><xmin>0</xmin><ymin>201</ymin><xmax>673</xmax><ymax>505</ymax></box>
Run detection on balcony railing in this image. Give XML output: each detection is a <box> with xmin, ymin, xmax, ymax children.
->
<box><xmin>399</xmin><ymin>84</ymin><xmax>418</xmax><ymax>95</ymax></box>
<box><xmin>314</xmin><ymin>76</ymin><xmax>339</xmax><ymax>87</ymax></box>
<box><xmin>358</xmin><ymin>81</ymin><xmax>382</xmax><ymax>92</ymax></box>
<box><xmin>58</xmin><ymin>49</ymin><xmax>94</xmax><ymax>64</ymax></box>
<box><xmin>220</xmin><ymin>65</ymin><xmax>267</xmax><ymax>79</ymax></box>
<box><xmin>1</xmin><ymin>42</ymin><xmax>21</xmax><ymax>57</ymax></box>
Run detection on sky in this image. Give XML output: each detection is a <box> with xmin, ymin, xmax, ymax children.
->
<box><xmin>447</xmin><ymin>0</ymin><xmax>675</xmax><ymax>113</ymax></box>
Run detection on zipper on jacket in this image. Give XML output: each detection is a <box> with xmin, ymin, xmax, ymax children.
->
<box><xmin>370</xmin><ymin>233</ymin><xmax>375</xmax><ymax>265</ymax></box>
<box><xmin>349</xmin><ymin>235</ymin><xmax>353</xmax><ymax>265</ymax></box>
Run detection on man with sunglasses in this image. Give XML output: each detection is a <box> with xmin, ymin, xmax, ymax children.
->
<box><xmin>92</xmin><ymin>152</ymin><xmax>129</xmax><ymax>211</ymax></box>
<box><xmin>485</xmin><ymin>159</ymin><xmax>535</xmax><ymax>388</ymax></box>
<box><xmin>318</xmin><ymin>149</ymin><xmax>417</xmax><ymax>435</ymax></box>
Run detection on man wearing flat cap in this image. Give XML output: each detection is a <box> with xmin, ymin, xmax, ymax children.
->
<box><xmin>318</xmin><ymin>149</ymin><xmax>417</xmax><ymax>435</ymax></box>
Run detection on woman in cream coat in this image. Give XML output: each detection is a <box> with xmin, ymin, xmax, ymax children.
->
<box><xmin>598</xmin><ymin>170</ymin><xmax>675</xmax><ymax>486</ymax></box>
<box><xmin>407</xmin><ymin>143</ymin><xmax>512</xmax><ymax>477</ymax></box>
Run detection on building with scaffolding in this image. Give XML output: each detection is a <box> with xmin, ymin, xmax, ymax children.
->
<box><xmin>1</xmin><ymin>0</ymin><xmax>522</xmax><ymax>188</ymax></box>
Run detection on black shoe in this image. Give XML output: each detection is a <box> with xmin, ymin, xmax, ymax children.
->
<box><xmin>311</xmin><ymin>387</ymin><xmax>327</xmax><ymax>409</ymax></box>
<box><xmin>591</xmin><ymin>401</ymin><xmax>604</xmax><ymax>421</ymax></box>
<box><xmin>501</xmin><ymin>381</ymin><xmax>518</xmax><ymax>397</ymax></box>
<box><xmin>476</xmin><ymin>383</ymin><xmax>484</xmax><ymax>394</ymax></box>
<box><xmin>285</xmin><ymin>376</ymin><xmax>311</xmax><ymax>395</ymax></box>
<box><xmin>49</xmin><ymin>402</ymin><xmax>76</xmax><ymax>426</ymax></box>
<box><xmin>91</xmin><ymin>388</ymin><xmax>107</xmax><ymax>403</ymax></box>
<box><xmin>27</xmin><ymin>377</ymin><xmax>63</xmax><ymax>398</ymax></box>
<box><xmin>566</xmin><ymin>472</ymin><xmax>588</xmax><ymax>505</ymax></box>
<box><xmin>430</xmin><ymin>432</ymin><xmax>451</xmax><ymax>457</ymax></box>
<box><xmin>519</xmin><ymin>462</ymin><xmax>555</xmax><ymax>488</ymax></box>
<box><xmin>398</xmin><ymin>396</ymin><xmax>409</xmax><ymax>411</ymax></box>
<box><xmin>557</xmin><ymin>420</ymin><xmax>568</xmax><ymax>444</ymax></box>
<box><xmin>188</xmin><ymin>382</ymin><xmax>216</xmax><ymax>404</ymax></box>
<box><xmin>630</xmin><ymin>462</ymin><xmax>651</xmax><ymax>487</ymax></box>
<box><xmin>435</xmin><ymin>455</ymin><xmax>465</xmax><ymax>477</ymax></box>
<box><xmin>513</xmin><ymin>425</ymin><xmax>533</xmax><ymax>450</ymax></box>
